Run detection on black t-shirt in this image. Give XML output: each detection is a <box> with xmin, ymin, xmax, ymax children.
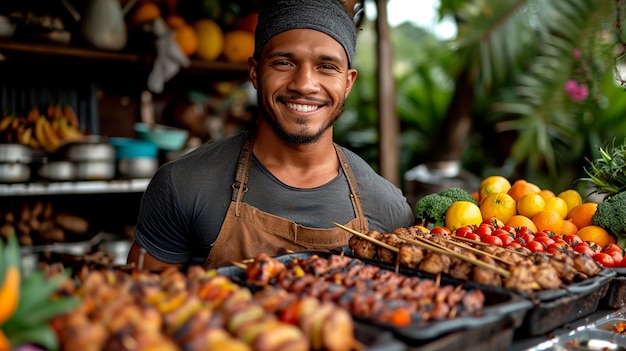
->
<box><xmin>134</xmin><ymin>131</ymin><xmax>415</xmax><ymax>266</ymax></box>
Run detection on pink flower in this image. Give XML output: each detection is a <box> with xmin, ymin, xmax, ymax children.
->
<box><xmin>564</xmin><ymin>80</ymin><xmax>588</xmax><ymax>101</ymax></box>
<box><xmin>573</xmin><ymin>48</ymin><xmax>582</xmax><ymax>60</ymax></box>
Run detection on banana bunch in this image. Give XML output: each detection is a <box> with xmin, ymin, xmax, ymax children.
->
<box><xmin>0</xmin><ymin>104</ymin><xmax>85</xmax><ymax>153</ymax></box>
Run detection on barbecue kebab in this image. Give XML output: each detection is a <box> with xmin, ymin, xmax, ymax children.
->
<box><xmin>344</xmin><ymin>224</ymin><xmax>604</xmax><ymax>293</ymax></box>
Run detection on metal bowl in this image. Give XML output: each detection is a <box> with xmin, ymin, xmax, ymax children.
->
<box><xmin>0</xmin><ymin>162</ymin><xmax>30</xmax><ymax>183</ymax></box>
<box><xmin>118</xmin><ymin>157</ymin><xmax>158</xmax><ymax>178</ymax></box>
<box><xmin>38</xmin><ymin>161</ymin><xmax>75</xmax><ymax>181</ymax></box>
<box><xmin>59</xmin><ymin>139</ymin><xmax>115</xmax><ymax>162</ymax></box>
<box><xmin>0</xmin><ymin>143</ymin><xmax>33</xmax><ymax>163</ymax></box>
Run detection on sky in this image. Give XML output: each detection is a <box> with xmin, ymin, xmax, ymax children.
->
<box><xmin>365</xmin><ymin>0</ymin><xmax>457</xmax><ymax>39</ymax></box>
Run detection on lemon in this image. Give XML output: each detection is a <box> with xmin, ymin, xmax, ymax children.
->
<box><xmin>194</xmin><ymin>19</ymin><xmax>224</xmax><ymax>61</ymax></box>
<box><xmin>445</xmin><ymin>201</ymin><xmax>483</xmax><ymax>231</ymax></box>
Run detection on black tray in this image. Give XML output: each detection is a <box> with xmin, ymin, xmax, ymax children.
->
<box><xmin>600</xmin><ymin>275</ymin><xmax>626</xmax><ymax>309</ymax></box>
<box><xmin>217</xmin><ymin>251</ymin><xmax>533</xmax><ymax>345</ymax></box>
<box><xmin>334</xmin><ymin>246</ymin><xmax>616</xmax><ymax>302</ymax></box>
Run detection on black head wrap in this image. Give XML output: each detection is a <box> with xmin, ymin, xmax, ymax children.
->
<box><xmin>253</xmin><ymin>0</ymin><xmax>357</xmax><ymax>67</ymax></box>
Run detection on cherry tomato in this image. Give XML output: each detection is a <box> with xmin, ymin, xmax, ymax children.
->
<box><xmin>500</xmin><ymin>225</ymin><xmax>516</xmax><ymax>235</ymax></box>
<box><xmin>547</xmin><ymin>241</ymin><xmax>571</xmax><ymax>254</ymax></box>
<box><xmin>534</xmin><ymin>231</ymin><xmax>549</xmax><ymax>238</ymax></box>
<box><xmin>482</xmin><ymin>235</ymin><xmax>504</xmax><ymax>247</ymax></box>
<box><xmin>497</xmin><ymin>234</ymin><xmax>514</xmax><ymax>246</ymax></box>
<box><xmin>518</xmin><ymin>233</ymin><xmax>535</xmax><ymax>244</ymax></box>
<box><xmin>482</xmin><ymin>217</ymin><xmax>502</xmax><ymax>229</ymax></box>
<box><xmin>454</xmin><ymin>226</ymin><xmax>473</xmax><ymax>238</ymax></box>
<box><xmin>517</xmin><ymin>226</ymin><xmax>535</xmax><ymax>237</ymax></box>
<box><xmin>474</xmin><ymin>225</ymin><xmax>493</xmax><ymax>238</ymax></box>
<box><xmin>603</xmin><ymin>243</ymin><xmax>624</xmax><ymax>255</ymax></box>
<box><xmin>607</xmin><ymin>251</ymin><xmax>623</xmax><ymax>266</ymax></box>
<box><xmin>535</xmin><ymin>236</ymin><xmax>556</xmax><ymax>248</ymax></box>
<box><xmin>430</xmin><ymin>227</ymin><xmax>450</xmax><ymax>235</ymax></box>
<box><xmin>507</xmin><ymin>241</ymin><xmax>523</xmax><ymax>249</ymax></box>
<box><xmin>525</xmin><ymin>241</ymin><xmax>544</xmax><ymax>252</ymax></box>
<box><xmin>593</xmin><ymin>253</ymin><xmax>615</xmax><ymax>268</ymax></box>
<box><xmin>562</xmin><ymin>234</ymin><xmax>583</xmax><ymax>247</ymax></box>
<box><xmin>586</xmin><ymin>241</ymin><xmax>602</xmax><ymax>254</ymax></box>
<box><xmin>464</xmin><ymin>233</ymin><xmax>481</xmax><ymax>241</ymax></box>
<box><xmin>574</xmin><ymin>243</ymin><xmax>595</xmax><ymax>256</ymax></box>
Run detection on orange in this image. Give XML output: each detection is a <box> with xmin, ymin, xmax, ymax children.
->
<box><xmin>479</xmin><ymin>175</ymin><xmax>511</xmax><ymax>201</ymax></box>
<box><xmin>194</xmin><ymin>19</ymin><xmax>224</xmax><ymax>61</ymax></box>
<box><xmin>532</xmin><ymin>210</ymin><xmax>564</xmax><ymax>234</ymax></box>
<box><xmin>538</xmin><ymin>189</ymin><xmax>555</xmax><ymax>200</ymax></box>
<box><xmin>445</xmin><ymin>201</ymin><xmax>483</xmax><ymax>231</ymax></box>
<box><xmin>130</xmin><ymin>1</ymin><xmax>162</xmax><ymax>26</ymax></box>
<box><xmin>479</xmin><ymin>192</ymin><xmax>517</xmax><ymax>224</ymax></box>
<box><xmin>566</xmin><ymin>202</ymin><xmax>598</xmax><ymax>229</ymax></box>
<box><xmin>543</xmin><ymin>197</ymin><xmax>569</xmax><ymax>219</ymax></box>
<box><xmin>222</xmin><ymin>30</ymin><xmax>255</xmax><ymax>63</ymax></box>
<box><xmin>507</xmin><ymin>179</ymin><xmax>541</xmax><ymax>202</ymax></box>
<box><xmin>174</xmin><ymin>24</ymin><xmax>199</xmax><ymax>56</ymax></box>
<box><xmin>165</xmin><ymin>14</ymin><xmax>187</xmax><ymax>29</ymax></box>
<box><xmin>517</xmin><ymin>193</ymin><xmax>545</xmax><ymax>218</ymax></box>
<box><xmin>505</xmin><ymin>215</ymin><xmax>537</xmax><ymax>232</ymax></box>
<box><xmin>577</xmin><ymin>225</ymin><xmax>616</xmax><ymax>248</ymax></box>
<box><xmin>560</xmin><ymin>219</ymin><xmax>579</xmax><ymax>236</ymax></box>
<box><xmin>558</xmin><ymin>189</ymin><xmax>583</xmax><ymax>214</ymax></box>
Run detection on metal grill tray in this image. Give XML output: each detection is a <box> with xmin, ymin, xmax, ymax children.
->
<box><xmin>217</xmin><ymin>250</ymin><xmax>533</xmax><ymax>345</ymax></box>
<box><xmin>526</xmin><ymin>315</ymin><xmax>626</xmax><ymax>350</ymax></box>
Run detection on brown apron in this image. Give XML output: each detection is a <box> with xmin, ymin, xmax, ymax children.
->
<box><xmin>204</xmin><ymin>135</ymin><xmax>368</xmax><ymax>268</ymax></box>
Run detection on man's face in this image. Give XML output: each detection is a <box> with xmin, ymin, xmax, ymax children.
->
<box><xmin>249</xmin><ymin>29</ymin><xmax>358</xmax><ymax>144</ymax></box>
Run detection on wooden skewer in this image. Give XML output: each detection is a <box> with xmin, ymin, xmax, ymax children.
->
<box><xmin>231</xmin><ymin>261</ymin><xmax>248</xmax><ymax>270</ymax></box>
<box><xmin>438</xmin><ymin>238</ymin><xmax>514</xmax><ymax>266</ymax></box>
<box><xmin>333</xmin><ymin>222</ymin><xmax>510</xmax><ymax>278</ymax></box>
<box><xmin>449</xmin><ymin>235</ymin><xmax>529</xmax><ymax>256</ymax></box>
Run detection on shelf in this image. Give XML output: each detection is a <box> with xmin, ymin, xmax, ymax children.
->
<box><xmin>0</xmin><ymin>178</ymin><xmax>150</xmax><ymax>196</ymax></box>
<box><xmin>0</xmin><ymin>39</ymin><xmax>249</xmax><ymax>76</ymax></box>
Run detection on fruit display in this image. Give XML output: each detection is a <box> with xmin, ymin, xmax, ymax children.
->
<box><xmin>413</xmin><ymin>175</ymin><xmax>626</xmax><ymax>269</ymax></box>
<box><xmin>0</xmin><ymin>105</ymin><xmax>86</xmax><ymax>153</ymax></box>
<box><xmin>128</xmin><ymin>0</ymin><xmax>256</xmax><ymax>63</ymax></box>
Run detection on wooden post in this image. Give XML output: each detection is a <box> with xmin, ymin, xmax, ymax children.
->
<box><xmin>375</xmin><ymin>0</ymin><xmax>400</xmax><ymax>187</ymax></box>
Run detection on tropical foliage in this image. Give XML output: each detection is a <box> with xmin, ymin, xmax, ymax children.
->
<box><xmin>339</xmin><ymin>0</ymin><xmax>626</xmax><ymax>196</ymax></box>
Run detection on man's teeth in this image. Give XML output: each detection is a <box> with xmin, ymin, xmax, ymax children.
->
<box><xmin>287</xmin><ymin>103</ymin><xmax>318</xmax><ymax>112</ymax></box>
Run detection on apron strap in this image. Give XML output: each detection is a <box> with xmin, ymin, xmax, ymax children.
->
<box><xmin>232</xmin><ymin>133</ymin><xmax>255</xmax><ymax>216</ymax></box>
<box><xmin>334</xmin><ymin>144</ymin><xmax>368</xmax><ymax>232</ymax></box>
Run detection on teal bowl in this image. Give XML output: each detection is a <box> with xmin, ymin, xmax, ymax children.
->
<box><xmin>134</xmin><ymin>123</ymin><xmax>189</xmax><ymax>151</ymax></box>
<box><xmin>108</xmin><ymin>137</ymin><xmax>159</xmax><ymax>159</ymax></box>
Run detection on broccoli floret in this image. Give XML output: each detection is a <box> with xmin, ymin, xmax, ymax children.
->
<box><xmin>438</xmin><ymin>187</ymin><xmax>479</xmax><ymax>206</ymax></box>
<box><xmin>592</xmin><ymin>191</ymin><xmax>626</xmax><ymax>248</ymax></box>
<box><xmin>414</xmin><ymin>193</ymin><xmax>454</xmax><ymax>228</ymax></box>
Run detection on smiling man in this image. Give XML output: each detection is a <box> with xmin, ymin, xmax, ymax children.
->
<box><xmin>127</xmin><ymin>0</ymin><xmax>415</xmax><ymax>271</ymax></box>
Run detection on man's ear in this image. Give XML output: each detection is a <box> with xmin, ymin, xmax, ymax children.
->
<box><xmin>248</xmin><ymin>57</ymin><xmax>259</xmax><ymax>89</ymax></box>
<box><xmin>345</xmin><ymin>68</ymin><xmax>358</xmax><ymax>98</ymax></box>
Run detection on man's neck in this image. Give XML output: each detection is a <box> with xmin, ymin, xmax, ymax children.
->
<box><xmin>252</xmin><ymin>128</ymin><xmax>340</xmax><ymax>188</ymax></box>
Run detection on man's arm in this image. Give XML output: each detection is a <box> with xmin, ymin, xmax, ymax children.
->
<box><xmin>126</xmin><ymin>241</ymin><xmax>185</xmax><ymax>272</ymax></box>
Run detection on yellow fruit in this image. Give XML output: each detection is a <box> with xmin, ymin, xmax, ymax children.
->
<box><xmin>532</xmin><ymin>210</ymin><xmax>564</xmax><ymax>234</ymax></box>
<box><xmin>558</xmin><ymin>189</ymin><xmax>583</xmax><ymax>214</ymax></box>
<box><xmin>222</xmin><ymin>30</ymin><xmax>255</xmax><ymax>63</ymax></box>
<box><xmin>577</xmin><ymin>225</ymin><xmax>616</xmax><ymax>248</ymax></box>
<box><xmin>174</xmin><ymin>24</ymin><xmax>199</xmax><ymax>56</ymax></box>
<box><xmin>478</xmin><ymin>176</ymin><xmax>511</xmax><ymax>201</ymax></box>
<box><xmin>505</xmin><ymin>215</ymin><xmax>537</xmax><ymax>232</ymax></box>
<box><xmin>445</xmin><ymin>201</ymin><xmax>483</xmax><ymax>231</ymax></box>
<box><xmin>517</xmin><ymin>193</ymin><xmax>545</xmax><ymax>219</ymax></box>
<box><xmin>479</xmin><ymin>193</ymin><xmax>517</xmax><ymax>224</ymax></box>
<box><xmin>543</xmin><ymin>197</ymin><xmax>569</xmax><ymax>219</ymax></box>
<box><xmin>194</xmin><ymin>19</ymin><xmax>224</xmax><ymax>61</ymax></box>
<box><xmin>507</xmin><ymin>179</ymin><xmax>541</xmax><ymax>202</ymax></box>
<box><xmin>566</xmin><ymin>202</ymin><xmax>598</xmax><ymax>229</ymax></box>
<box><xmin>538</xmin><ymin>189</ymin><xmax>555</xmax><ymax>200</ymax></box>
<box><xmin>561</xmin><ymin>220</ymin><xmax>579</xmax><ymax>236</ymax></box>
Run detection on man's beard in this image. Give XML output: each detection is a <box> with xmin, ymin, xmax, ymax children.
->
<box><xmin>257</xmin><ymin>88</ymin><xmax>344</xmax><ymax>145</ymax></box>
